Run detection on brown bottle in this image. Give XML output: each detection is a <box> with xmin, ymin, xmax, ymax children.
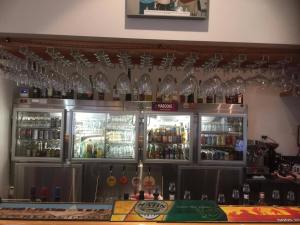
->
<box><xmin>156</xmin><ymin>78</ymin><xmax>162</xmax><ymax>102</ymax></box>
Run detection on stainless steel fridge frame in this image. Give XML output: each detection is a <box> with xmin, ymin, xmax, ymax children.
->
<box><xmin>197</xmin><ymin>104</ymin><xmax>248</xmax><ymax>165</ymax></box>
<box><xmin>143</xmin><ymin>111</ymin><xmax>194</xmax><ymax>164</ymax></box>
<box><xmin>11</xmin><ymin>107</ymin><xmax>65</xmax><ymax>162</ymax></box>
<box><xmin>69</xmin><ymin>109</ymin><xmax>139</xmax><ymax>163</ymax></box>
<box><xmin>13</xmin><ymin>162</ymin><xmax>83</xmax><ymax>202</ymax></box>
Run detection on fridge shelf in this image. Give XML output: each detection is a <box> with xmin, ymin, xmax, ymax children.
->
<box><xmin>200</xmin><ymin>131</ymin><xmax>242</xmax><ymax>135</ymax></box>
<box><xmin>148</xmin><ymin>142</ymin><xmax>186</xmax><ymax>145</ymax></box>
<box><xmin>17</xmin><ymin>139</ymin><xmax>61</xmax><ymax>142</ymax></box>
<box><xmin>17</xmin><ymin>126</ymin><xmax>61</xmax><ymax>130</ymax></box>
<box><xmin>106</xmin><ymin>142</ymin><xmax>135</xmax><ymax>145</ymax></box>
<box><xmin>201</xmin><ymin>145</ymin><xmax>235</xmax><ymax>149</ymax></box>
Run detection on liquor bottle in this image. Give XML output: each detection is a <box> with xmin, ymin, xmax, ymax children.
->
<box><xmin>125</xmin><ymin>69</ymin><xmax>132</xmax><ymax>101</ymax></box>
<box><xmin>181</xmin><ymin>124</ymin><xmax>187</xmax><ymax>144</ymax></box>
<box><xmin>112</xmin><ymin>85</ymin><xmax>120</xmax><ymax>101</ymax></box>
<box><xmin>151</xmin><ymin>144</ymin><xmax>156</xmax><ymax>159</ymax></box>
<box><xmin>132</xmin><ymin>78</ymin><xmax>139</xmax><ymax>101</ymax></box>
<box><xmin>98</xmin><ymin>92</ymin><xmax>105</xmax><ymax>100</ymax></box>
<box><xmin>40</xmin><ymin>88</ymin><xmax>47</xmax><ymax>98</ymax></box>
<box><xmin>237</xmin><ymin>93</ymin><xmax>243</xmax><ymax>104</ymax></box>
<box><xmin>242</xmin><ymin>183</ymin><xmax>250</xmax><ymax>205</ymax></box>
<box><xmin>206</xmin><ymin>95</ymin><xmax>214</xmax><ymax>103</ymax></box>
<box><xmin>47</xmin><ymin>87</ymin><xmax>53</xmax><ymax>98</ymax></box>
<box><xmin>163</xmin><ymin>94</ymin><xmax>171</xmax><ymax>103</ymax></box>
<box><xmin>52</xmin><ymin>89</ymin><xmax>62</xmax><ymax>99</ymax></box>
<box><xmin>19</xmin><ymin>86</ymin><xmax>30</xmax><ymax>98</ymax></box>
<box><xmin>215</xmin><ymin>92</ymin><xmax>224</xmax><ymax>103</ymax></box>
<box><xmin>156</xmin><ymin>78</ymin><xmax>162</xmax><ymax>102</ymax></box>
<box><xmin>197</xmin><ymin>80</ymin><xmax>204</xmax><ymax>103</ymax></box>
<box><xmin>62</xmin><ymin>89</ymin><xmax>75</xmax><ymax>99</ymax></box>
<box><xmin>145</xmin><ymin>89</ymin><xmax>153</xmax><ymax>101</ymax></box>
<box><xmin>172</xmin><ymin>78</ymin><xmax>179</xmax><ymax>103</ymax></box>
<box><xmin>187</xmin><ymin>93</ymin><xmax>194</xmax><ymax>103</ymax></box>
<box><xmin>257</xmin><ymin>192</ymin><xmax>266</xmax><ymax>205</ymax></box>
<box><xmin>31</xmin><ymin>87</ymin><xmax>41</xmax><ymax>98</ymax></box>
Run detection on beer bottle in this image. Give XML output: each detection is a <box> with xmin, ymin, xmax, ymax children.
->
<box><xmin>172</xmin><ymin>78</ymin><xmax>179</xmax><ymax>103</ymax></box>
<box><xmin>125</xmin><ymin>69</ymin><xmax>132</xmax><ymax>101</ymax></box>
<box><xmin>132</xmin><ymin>78</ymin><xmax>139</xmax><ymax>101</ymax></box>
<box><xmin>197</xmin><ymin>80</ymin><xmax>204</xmax><ymax>103</ymax></box>
<box><xmin>112</xmin><ymin>85</ymin><xmax>120</xmax><ymax>101</ymax></box>
<box><xmin>156</xmin><ymin>78</ymin><xmax>162</xmax><ymax>102</ymax></box>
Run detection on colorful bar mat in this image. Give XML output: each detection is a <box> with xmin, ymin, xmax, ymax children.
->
<box><xmin>0</xmin><ymin>202</ymin><xmax>112</xmax><ymax>220</ymax></box>
<box><xmin>111</xmin><ymin>200</ymin><xmax>227</xmax><ymax>222</ymax></box>
<box><xmin>111</xmin><ymin>200</ymin><xmax>300</xmax><ymax>223</ymax></box>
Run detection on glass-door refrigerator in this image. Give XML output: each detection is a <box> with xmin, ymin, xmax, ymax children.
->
<box><xmin>11</xmin><ymin>108</ymin><xmax>65</xmax><ymax>162</ymax></box>
<box><xmin>70</xmin><ymin>111</ymin><xmax>138</xmax><ymax>162</ymax></box>
<box><xmin>144</xmin><ymin>113</ymin><xmax>193</xmax><ymax>163</ymax></box>
<box><xmin>198</xmin><ymin>113</ymin><xmax>247</xmax><ymax>164</ymax></box>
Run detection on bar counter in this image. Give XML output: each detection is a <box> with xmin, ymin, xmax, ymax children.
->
<box><xmin>1</xmin><ymin>201</ymin><xmax>300</xmax><ymax>224</ymax></box>
<box><xmin>0</xmin><ymin>221</ymin><xmax>298</xmax><ymax>225</ymax></box>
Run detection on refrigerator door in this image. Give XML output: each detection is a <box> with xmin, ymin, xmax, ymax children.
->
<box><xmin>11</xmin><ymin>108</ymin><xmax>65</xmax><ymax>162</ymax></box>
<box><xmin>14</xmin><ymin>163</ymin><xmax>82</xmax><ymax>202</ymax></box>
<box><xmin>71</xmin><ymin>111</ymin><xmax>138</xmax><ymax>162</ymax></box>
<box><xmin>198</xmin><ymin>113</ymin><xmax>247</xmax><ymax>164</ymax></box>
<box><xmin>144</xmin><ymin>113</ymin><xmax>193</xmax><ymax>163</ymax></box>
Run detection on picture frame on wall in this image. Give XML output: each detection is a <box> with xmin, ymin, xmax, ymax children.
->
<box><xmin>126</xmin><ymin>0</ymin><xmax>209</xmax><ymax>20</ymax></box>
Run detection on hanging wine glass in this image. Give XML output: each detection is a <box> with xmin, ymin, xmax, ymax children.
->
<box><xmin>94</xmin><ymin>71</ymin><xmax>111</xmax><ymax>94</ymax></box>
<box><xmin>138</xmin><ymin>73</ymin><xmax>153</xmax><ymax>96</ymax></box>
<box><xmin>116</xmin><ymin>72</ymin><xmax>131</xmax><ymax>94</ymax></box>
<box><xmin>180</xmin><ymin>72</ymin><xmax>197</xmax><ymax>96</ymax></box>
<box><xmin>160</xmin><ymin>74</ymin><xmax>176</xmax><ymax>96</ymax></box>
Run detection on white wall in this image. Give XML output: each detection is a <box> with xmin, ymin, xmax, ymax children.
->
<box><xmin>0</xmin><ymin>75</ymin><xmax>15</xmax><ymax>197</ymax></box>
<box><xmin>0</xmin><ymin>0</ymin><xmax>300</xmax><ymax>45</ymax></box>
<box><xmin>244</xmin><ymin>87</ymin><xmax>300</xmax><ymax>156</ymax></box>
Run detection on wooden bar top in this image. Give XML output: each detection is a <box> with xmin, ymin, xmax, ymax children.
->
<box><xmin>0</xmin><ymin>221</ymin><xmax>298</xmax><ymax>225</ymax></box>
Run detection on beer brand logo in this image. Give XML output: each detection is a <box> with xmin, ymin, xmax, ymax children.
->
<box><xmin>134</xmin><ymin>201</ymin><xmax>168</xmax><ymax>220</ymax></box>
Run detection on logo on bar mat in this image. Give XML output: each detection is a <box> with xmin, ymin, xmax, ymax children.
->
<box><xmin>134</xmin><ymin>201</ymin><xmax>168</xmax><ymax>220</ymax></box>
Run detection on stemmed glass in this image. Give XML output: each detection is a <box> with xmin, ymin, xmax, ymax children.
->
<box><xmin>94</xmin><ymin>71</ymin><xmax>111</xmax><ymax>94</ymax></box>
<box><xmin>160</xmin><ymin>74</ymin><xmax>176</xmax><ymax>96</ymax></box>
<box><xmin>272</xmin><ymin>189</ymin><xmax>280</xmax><ymax>205</ymax></box>
<box><xmin>201</xmin><ymin>193</ymin><xmax>208</xmax><ymax>200</ymax></box>
<box><xmin>286</xmin><ymin>191</ymin><xmax>295</xmax><ymax>205</ymax></box>
<box><xmin>232</xmin><ymin>189</ymin><xmax>240</xmax><ymax>205</ymax></box>
<box><xmin>180</xmin><ymin>71</ymin><xmax>197</xmax><ymax>96</ymax></box>
<box><xmin>217</xmin><ymin>193</ymin><xmax>226</xmax><ymax>204</ymax></box>
<box><xmin>116</xmin><ymin>72</ymin><xmax>131</xmax><ymax>95</ymax></box>
<box><xmin>138</xmin><ymin>73</ymin><xmax>153</xmax><ymax>98</ymax></box>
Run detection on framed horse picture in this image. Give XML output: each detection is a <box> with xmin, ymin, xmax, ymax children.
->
<box><xmin>126</xmin><ymin>0</ymin><xmax>209</xmax><ymax>20</ymax></box>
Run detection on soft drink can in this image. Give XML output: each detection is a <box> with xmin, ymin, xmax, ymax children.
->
<box><xmin>44</xmin><ymin>130</ymin><xmax>49</xmax><ymax>140</ymax></box>
<box><xmin>38</xmin><ymin>130</ymin><xmax>44</xmax><ymax>140</ymax></box>
<box><xmin>32</xmin><ymin>129</ymin><xmax>38</xmax><ymax>140</ymax></box>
